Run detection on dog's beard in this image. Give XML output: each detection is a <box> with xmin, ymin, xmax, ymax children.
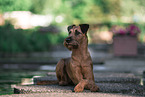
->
<box><xmin>64</xmin><ymin>41</ymin><xmax>79</xmax><ymax>50</ymax></box>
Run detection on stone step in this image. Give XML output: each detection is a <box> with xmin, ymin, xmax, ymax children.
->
<box><xmin>34</xmin><ymin>73</ymin><xmax>141</xmax><ymax>85</ymax></box>
<box><xmin>1</xmin><ymin>92</ymin><xmax>135</xmax><ymax>97</ymax></box>
<box><xmin>14</xmin><ymin>72</ymin><xmax>144</xmax><ymax>96</ymax></box>
<box><xmin>33</xmin><ymin>77</ymin><xmax>140</xmax><ymax>85</ymax></box>
<box><xmin>14</xmin><ymin>83</ymin><xmax>144</xmax><ymax>96</ymax></box>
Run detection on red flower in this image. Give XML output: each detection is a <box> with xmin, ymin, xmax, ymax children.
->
<box><xmin>126</xmin><ymin>24</ymin><xmax>141</xmax><ymax>36</ymax></box>
<box><xmin>110</xmin><ymin>24</ymin><xmax>141</xmax><ymax>36</ymax></box>
<box><xmin>118</xmin><ymin>28</ymin><xmax>126</xmax><ymax>35</ymax></box>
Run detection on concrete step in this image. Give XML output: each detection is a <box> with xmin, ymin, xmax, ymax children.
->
<box><xmin>94</xmin><ymin>73</ymin><xmax>140</xmax><ymax>84</ymax></box>
<box><xmin>0</xmin><ymin>93</ymin><xmax>133</xmax><ymax>97</ymax></box>
<box><xmin>34</xmin><ymin>72</ymin><xmax>141</xmax><ymax>85</ymax></box>
<box><xmin>13</xmin><ymin>72</ymin><xmax>144</xmax><ymax>96</ymax></box>
<box><xmin>14</xmin><ymin>83</ymin><xmax>144</xmax><ymax>96</ymax></box>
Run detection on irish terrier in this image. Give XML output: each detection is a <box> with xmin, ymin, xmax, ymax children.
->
<box><xmin>56</xmin><ymin>24</ymin><xmax>99</xmax><ymax>92</ymax></box>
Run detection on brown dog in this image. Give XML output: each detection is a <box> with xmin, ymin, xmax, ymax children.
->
<box><xmin>56</xmin><ymin>24</ymin><xmax>99</xmax><ymax>92</ymax></box>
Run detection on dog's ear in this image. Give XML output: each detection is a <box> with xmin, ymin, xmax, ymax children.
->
<box><xmin>67</xmin><ymin>25</ymin><xmax>75</xmax><ymax>32</ymax></box>
<box><xmin>79</xmin><ymin>24</ymin><xmax>89</xmax><ymax>34</ymax></box>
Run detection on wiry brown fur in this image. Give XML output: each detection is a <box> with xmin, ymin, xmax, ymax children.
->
<box><xmin>56</xmin><ymin>24</ymin><xmax>99</xmax><ymax>92</ymax></box>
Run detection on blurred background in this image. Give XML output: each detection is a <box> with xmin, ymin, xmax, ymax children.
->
<box><xmin>0</xmin><ymin>0</ymin><xmax>145</xmax><ymax>95</ymax></box>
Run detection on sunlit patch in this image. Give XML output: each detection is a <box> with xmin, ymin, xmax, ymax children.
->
<box><xmin>21</xmin><ymin>78</ymin><xmax>33</xmax><ymax>85</ymax></box>
<box><xmin>3</xmin><ymin>11</ymin><xmax>53</xmax><ymax>29</ymax></box>
<box><xmin>55</xmin><ymin>16</ymin><xmax>63</xmax><ymax>23</ymax></box>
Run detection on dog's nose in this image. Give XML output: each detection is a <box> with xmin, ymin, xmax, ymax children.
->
<box><xmin>66</xmin><ymin>37</ymin><xmax>72</xmax><ymax>43</ymax></box>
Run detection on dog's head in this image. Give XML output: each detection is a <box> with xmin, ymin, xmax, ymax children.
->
<box><xmin>64</xmin><ymin>24</ymin><xmax>89</xmax><ymax>50</ymax></box>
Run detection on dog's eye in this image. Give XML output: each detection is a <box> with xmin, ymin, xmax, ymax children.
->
<box><xmin>75</xmin><ymin>30</ymin><xmax>81</xmax><ymax>36</ymax></box>
<box><xmin>69</xmin><ymin>31</ymin><xmax>71</xmax><ymax>35</ymax></box>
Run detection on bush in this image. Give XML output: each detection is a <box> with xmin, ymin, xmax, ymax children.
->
<box><xmin>0</xmin><ymin>24</ymin><xmax>66</xmax><ymax>53</ymax></box>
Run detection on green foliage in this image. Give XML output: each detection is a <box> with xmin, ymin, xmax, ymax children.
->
<box><xmin>0</xmin><ymin>24</ymin><xmax>66</xmax><ymax>53</ymax></box>
<box><xmin>136</xmin><ymin>23</ymin><xmax>145</xmax><ymax>42</ymax></box>
<box><xmin>121</xmin><ymin>0</ymin><xmax>139</xmax><ymax>16</ymax></box>
<box><xmin>1</xmin><ymin>0</ymin><xmax>145</xmax><ymax>24</ymax></box>
<box><xmin>121</xmin><ymin>0</ymin><xmax>145</xmax><ymax>18</ymax></box>
<box><xmin>55</xmin><ymin>0</ymin><xmax>121</xmax><ymax>24</ymax></box>
<box><xmin>27</xmin><ymin>0</ymin><xmax>121</xmax><ymax>24</ymax></box>
<box><xmin>2</xmin><ymin>0</ymin><xmax>145</xmax><ymax>24</ymax></box>
<box><xmin>30</xmin><ymin>0</ymin><xmax>47</xmax><ymax>14</ymax></box>
<box><xmin>0</xmin><ymin>0</ymin><xmax>32</xmax><ymax>13</ymax></box>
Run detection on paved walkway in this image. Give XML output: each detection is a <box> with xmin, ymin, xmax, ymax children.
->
<box><xmin>11</xmin><ymin>72</ymin><xmax>144</xmax><ymax>96</ymax></box>
<box><xmin>1</xmin><ymin>92</ymin><xmax>135</xmax><ymax>97</ymax></box>
<box><xmin>1</xmin><ymin>45</ymin><xmax>145</xmax><ymax>97</ymax></box>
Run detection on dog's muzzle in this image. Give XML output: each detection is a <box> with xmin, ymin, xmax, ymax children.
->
<box><xmin>64</xmin><ymin>37</ymin><xmax>79</xmax><ymax>50</ymax></box>
<box><xmin>65</xmin><ymin>37</ymin><xmax>72</xmax><ymax>43</ymax></box>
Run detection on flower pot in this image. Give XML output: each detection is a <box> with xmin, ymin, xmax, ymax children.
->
<box><xmin>113</xmin><ymin>35</ymin><xmax>137</xmax><ymax>56</ymax></box>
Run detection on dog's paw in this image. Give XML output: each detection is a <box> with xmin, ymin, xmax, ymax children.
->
<box><xmin>90</xmin><ymin>85</ymin><xmax>99</xmax><ymax>92</ymax></box>
<box><xmin>74</xmin><ymin>84</ymin><xmax>84</xmax><ymax>92</ymax></box>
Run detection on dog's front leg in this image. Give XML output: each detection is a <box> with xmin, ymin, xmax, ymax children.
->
<box><xmin>74</xmin><ymin>79</ymin><xmax>99</xmax><ymax>92</ymax></box>
<box><xmin>74</xmin><ymin>79</ymin><xmax>88</xmax><ymax>92</ymax></box>
<box><xmin>81</xmin><ymin>65</ymin><xmax>99</xmax><ymax>92</ymax></box>
<box><xmin>66</xmin><ymin>64</ymin><xmax>85</xmax><ymax>92</ymax></box>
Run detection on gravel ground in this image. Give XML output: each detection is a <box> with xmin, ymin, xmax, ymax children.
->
<box><xmin>1</xmin><ymin>92</ymin><xmax>135</xmax><ymax>97</ymax></box>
